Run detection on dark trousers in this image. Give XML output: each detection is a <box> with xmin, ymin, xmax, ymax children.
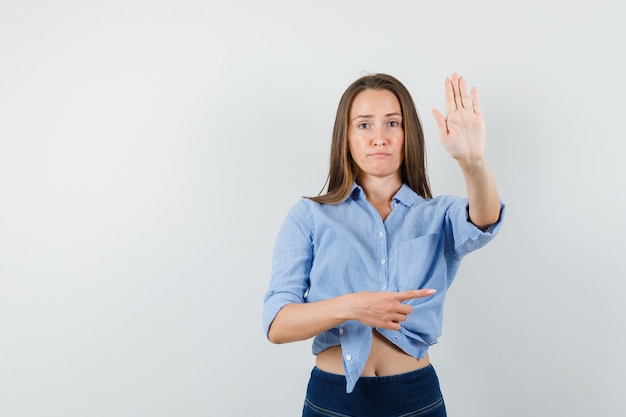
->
<box><xmin>302</xmin><ymin>364</ymin><xmax>447</xmax><ymax>417</ymax></box>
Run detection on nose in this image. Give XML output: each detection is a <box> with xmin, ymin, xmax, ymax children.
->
<box><xmin>373</xmin><ymin>128</ymin><xmax>387</xmax><ymax>146</ymax></box>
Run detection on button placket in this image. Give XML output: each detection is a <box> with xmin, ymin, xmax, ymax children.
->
<box><xmin>377</xmin><ymin>223</ymin><xmax>389</xmax><ymax>291</ymax></box>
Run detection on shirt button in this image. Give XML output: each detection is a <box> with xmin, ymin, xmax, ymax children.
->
<box><xmin>378</xmin><ymin>231</ymin><xmax>384</xmax><ymax>237</ymax></box>
<box><xmin>345</xmin><ymin>355</ymin><xmax>352</xmax><ymax>361</ymax></box>
<box><xmin>380</xmin><ymin>259</ymin><xmax>386</xmax><ymax>265</ymax></box>
<box><xmin>381</xmin><ymin>285</ymin><xmax>386</xmax><ymax>291</ymax></box>
<box><xmin>339</xmin><ymin>328</ymin><xmax>344</xmax><ymax>335</ymax></box>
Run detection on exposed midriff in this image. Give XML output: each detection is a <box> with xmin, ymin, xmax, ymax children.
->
<box><xmin>315</xmin><ymin>329</ymin><xmax>430</xmax><ymax>376</ymax></box>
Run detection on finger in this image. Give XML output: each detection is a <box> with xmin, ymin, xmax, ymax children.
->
<box><xmin>388</xmin><ymin>310</ymin><xmax>413</xmax><ymax>323</ymax></box>
<box><xmin>451</xmin><ymin>72</ymin><xmax>461</xmax><ymax>109</ymax></box>
<box><xmin>386</xmin><ymin>311</ymin><xmax>410</xmax><ymax>322</ymax></box>
<box><xmin>444</xmin><ymin>76</ymin><xmax>456</xmax><ymax>113</ymax></box>
<box><xmin>394</xmin><ymin>313</ymin><xmax>409</xmax><ymax>323</ymax></box>
<box><xmin>458</xmin><ymin>76</ymin><xmax>470</xmax><ymax>109</ymax></box>
<box><xmin>393</xmin><ymin>303</ymin><xmax>413</xmax><ymax>315</ymax></box>
<box><xmin>397</xmin><ymin>289</ymin><xmax>436</xmax><ymax>302</ymax></box>
<box><xmin>471</xmin><ymin>86</ymin><xmax>482</xmax><ymax>114</ymax></box>
<box><xmin>383</xmin><ymin>321</ymin><xmax>402</xmax><ymax>331</ymax></box>
<box><xmin>431</xmin><ymin>109</ymin><xmax>448</xmax><ymax>136</ymax></box>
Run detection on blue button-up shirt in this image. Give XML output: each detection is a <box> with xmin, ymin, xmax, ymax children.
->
<box><xmin>263</xmin><ymin>183</ymin><xmax>505</xmax><ymax>393</ymax></box>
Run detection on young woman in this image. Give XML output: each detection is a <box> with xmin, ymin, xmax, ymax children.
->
<box><xmin>263</xmin><ymin>73</ymin><xmax>504</xmax><ymax>416</ymax></box>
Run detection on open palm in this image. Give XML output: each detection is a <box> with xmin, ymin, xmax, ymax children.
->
<box><xmin>432</xmin><ymin>73</ymin><xmax>486</xmax><ymax>166</ymax></box>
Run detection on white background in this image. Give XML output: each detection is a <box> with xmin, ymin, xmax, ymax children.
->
<box><xmin>1</xmin><ymin>1</ymin><xmax>625</xmax><ymax>416</ymax></box>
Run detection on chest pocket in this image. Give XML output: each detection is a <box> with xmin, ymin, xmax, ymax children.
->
<box><xmin>392</xmin><ymin>232</ymin><xmax>445</xmax><ymax>292</ymax></box>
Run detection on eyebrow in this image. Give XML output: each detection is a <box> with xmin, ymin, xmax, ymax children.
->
<box><xmin>351</xmin><ymin>112</ymin><xmax>402</xmax><ymax>121</ymax></box>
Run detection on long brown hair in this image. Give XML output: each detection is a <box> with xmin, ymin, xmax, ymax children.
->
<box><xmin>308</xmin><ymin>73</ymin><xmax>432</xmax><ymax>204</ymax></box>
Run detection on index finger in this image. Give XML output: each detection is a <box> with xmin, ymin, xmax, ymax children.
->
<box><xmin>397</xmin><ymin>289</ymin><xmax>437</xmax><ymax>302</ymax></box>
<box><xmin>444</xmin><ymin>76</ymin><xmax>456</xmax><ymax>113</ymax></box>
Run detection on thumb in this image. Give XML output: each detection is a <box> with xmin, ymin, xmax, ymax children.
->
<box><xmin>431</xmin><ymin>109</ymin><xmax>448</xmax><ymax>136</ymax></box>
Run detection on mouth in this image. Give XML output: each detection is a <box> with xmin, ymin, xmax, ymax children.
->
<box><xmin>369</xmin><ymin>152</ymin><xmax>391</xmax><ymax>158</ymax></box>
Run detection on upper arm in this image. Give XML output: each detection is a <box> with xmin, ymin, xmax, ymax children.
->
<box><xmin>262</xmin><ymin>201</ymin><xmax>314</xmax><ymax>337</ymax></box>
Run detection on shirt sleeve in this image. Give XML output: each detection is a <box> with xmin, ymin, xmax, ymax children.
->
<box><xmin>443</xmin><ymin>196</ymin><xmax>506</xmax><ymax>261</ymax></box>
<box><xmin>262</xmin><ymin>200</ymin><xmax>314</xmax><ymax>339</ymax></box>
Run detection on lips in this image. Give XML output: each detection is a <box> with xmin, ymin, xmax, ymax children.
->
<box><xmin>369</xmin><ymin>152</ymin><xmax>391</xmax><ymax>158</ymax></box>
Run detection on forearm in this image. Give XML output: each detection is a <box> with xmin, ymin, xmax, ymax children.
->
<box><xmin>267</xmin><ymin>296</ymin><xmax>350</xmax><ymax>344</ymax></box>
<box><xmin>460</xmin><ymin>159</ymin><xmax>501</xmax><ymax>228</ymax></box>
<box><xmin>267</xmin><ymin>289</ymin><xmax>433</xmax><ymax>344</ymax></box>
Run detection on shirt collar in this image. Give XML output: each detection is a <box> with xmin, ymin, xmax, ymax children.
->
<box><xmin>348</xmin><ymin>182</ymin><xmax>422</xmax><ymax>207</ymax></box>
<box><xmin>349</xmin><ymin>182</ymin><xmax>364</xmax><ymax>200</ymax></box>
<box><xmin>393</xmin><ymin>183</ymin><xmax>421</xmax><ymax>207</ymax></box>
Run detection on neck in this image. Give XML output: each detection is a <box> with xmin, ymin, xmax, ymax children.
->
<box><xmin>357</xmin><ymin>174</ymin><xmax>402</xmax><ymax>206</ymax></box>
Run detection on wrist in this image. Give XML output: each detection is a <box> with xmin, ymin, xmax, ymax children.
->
<box><xmin>335</xmin><ymin>293</ymin><xmax>355</xmax><ymax>322</ymax></box>
<box><xmin>457</xmin><ymin>157</ymin><xmax>487</xmax><ymax>174</ymax></box>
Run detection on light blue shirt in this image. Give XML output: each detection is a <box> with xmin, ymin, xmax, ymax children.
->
<box><xmin>263</xmin><ymin>183</ymin><xmax>505</xmax><ymax>393</ymax></box>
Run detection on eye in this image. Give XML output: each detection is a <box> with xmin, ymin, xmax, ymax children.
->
<box><xmin>358</xmin><ymin>122</ymin><xmax>370</xmax><ymax>129</ymax></box>
<box><xmin>388</xmin><ymin>120</ymin><xmax>399</xmax><ymax>127</ymax></box>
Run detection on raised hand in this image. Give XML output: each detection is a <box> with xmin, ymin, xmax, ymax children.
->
<box><xmin>432</xmin><ymin>73</ymin><xmax>486</xmax><ymax>168</ymax></box>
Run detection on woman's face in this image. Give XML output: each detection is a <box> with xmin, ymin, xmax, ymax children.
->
<box><xmin>347</xmin><ymin>89</ymin><xmax>404</xmax><ymax>182</ymax></box>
